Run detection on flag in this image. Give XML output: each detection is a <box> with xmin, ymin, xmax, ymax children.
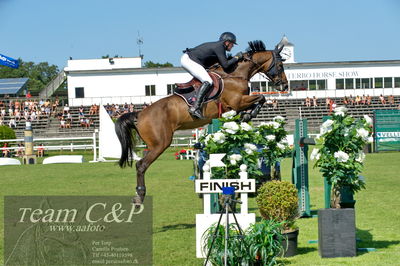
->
<box><xmin>0</xmin><ymin>54</ymin><xmax>19</xmax><ymax>69</ymax></box>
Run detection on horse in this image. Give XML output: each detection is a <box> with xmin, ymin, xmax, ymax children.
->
<box><xmin>115</xmin><ymin>40</ymin><xmax>289</xmax><ymax>205</ymax></box>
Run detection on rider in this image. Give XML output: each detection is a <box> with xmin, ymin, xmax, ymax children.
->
<box><xmin>181</xmin><ymin>32</ymin><xmax>243</xmax><ymax>119</ymax></box>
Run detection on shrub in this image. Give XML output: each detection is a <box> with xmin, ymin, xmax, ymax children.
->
<box><xmin>0</xmin><ymin>125</ymin><xmax>16</xmax><ymax>146</ymax></box>
<box><xmin>256</xmin><ymin>181</ymin><xmax>299</xmax><ymax>231</ymax></box>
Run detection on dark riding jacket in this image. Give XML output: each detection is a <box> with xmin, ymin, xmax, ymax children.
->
<box><xmin>185</xmin><ymin>41</ymin><xmax>238</xmax><ymax>70</ymax></box>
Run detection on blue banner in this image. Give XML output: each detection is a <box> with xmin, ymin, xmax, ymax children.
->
<box><xmin>0</xmin><ymin>53</ymin><xmax>19</xmax><ymax>69</ymax></box>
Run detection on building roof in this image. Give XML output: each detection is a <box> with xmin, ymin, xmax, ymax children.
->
<box><xmin>0</xmin><ymin>78</ymin><xmax>29</xmax><ymax>95</ymax></box>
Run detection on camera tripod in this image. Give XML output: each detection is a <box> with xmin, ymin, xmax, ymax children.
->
<box><xmin>204</xmin><ymin>191</ymin><xmax>244</xmax><ymax>266</ymax></box>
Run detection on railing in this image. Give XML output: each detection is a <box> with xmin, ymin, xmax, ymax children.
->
<box><xmin>39</xmin><ymin>71</ymin><xmax>67</xmax><ymax>98</ymax></box>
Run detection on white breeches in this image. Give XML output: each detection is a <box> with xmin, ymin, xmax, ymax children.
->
<box><xmin>180</xmin><ymin>53</ymin><xmax>213</xmax><ymax>84</ymax></box>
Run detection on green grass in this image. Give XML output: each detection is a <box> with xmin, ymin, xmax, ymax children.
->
<box><xmin>1</xmin><ymin>148</ymin><xmax>400</xmax><ymax>265</ymax></box>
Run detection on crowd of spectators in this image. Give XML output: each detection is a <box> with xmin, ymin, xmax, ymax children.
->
<box><xmin>58</xmin><ymin>104</ymin><xmax>98</xmax><ymax>129</ymax></box>
<box><xmin>105</xmin><ymin>102</ymin><xmax>142</xmax><ymax>118</ymax></box>
<box><xmin>0</xmin><ymin>97</ymin><xmax>60</xmax><ymax>128</ymax></box>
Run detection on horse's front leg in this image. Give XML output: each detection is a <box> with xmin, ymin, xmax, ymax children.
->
<box><xmin>238</xmin><ymin>95</ymin><xmax>266</xmax><ymax>122</ymax></box>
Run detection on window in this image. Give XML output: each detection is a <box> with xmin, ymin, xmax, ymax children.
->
<box><xmin>167</xmin><ymin>84</ymin><xmax>175</xmax><ymax>95</ymax></box>
<box><xmin>250</xmin><ymin>81</ymin><xmax>267</xmax><ymax>92</ymax></box>
<box><xmin>309</xmin><ymin>80</ymin><xmax>316</xmax><ymax>90</ymax></box>
<box><xmin>290</xmin><ymin>80</ymin><xmax>308</xmax><ymax>91</ymax></box>
<box><xmin>361</xmin><ymin>78</ymin><xmax>372</xmax><ymax>89</ymax></box>
<box><xmin>395</xmin><ymin>77</ymin><xmax>400</xmax><ymax>88</ymax></box>
<box><xmin>145</xmin><ymin>85</ymin><xmax>156</xmax><ymax>96</ymax></box>
<box><xmin>75</xmin><ymin>87</ymin><xmax>84</xmax><ymax>98</ymax></box>
<box><xmin>345</xmin><ymin>79</ymin><xmax>354</xmax><ymax>89</ymax></box>
<box><xmin>384</xmin><ymin>77</ymin><xmax>392</xmax><ymax>88</ymax></box>
<box><xmin>317</xmin><ymin>80</ymin><xmax>326</xmax><ymax>90</ymax></box>
<box><xmin>374</xmin><ymin>77</ymin><xmax>383</xmax><ymax>88</ymax></box>
<box><xmin>336</xmin><ymin>79</ymin><xmax>344</xmax><ymax>90</ymax></box>
<box><xmin>355</xmin><ymin>79</ymin><xmax>361</xmax><ymax>89</ymax></box>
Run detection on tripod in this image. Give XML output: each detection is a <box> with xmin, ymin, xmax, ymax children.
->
<box><xmin>204</xmin><ymin>190</ymin><xmax>244</xmax><ymax>266</ymax></box>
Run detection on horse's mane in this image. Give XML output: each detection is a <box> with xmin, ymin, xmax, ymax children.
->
<box><xmin>246</xmin><ymin>40</ymin><xmax>267</xmax><ymax>56</ymax></box>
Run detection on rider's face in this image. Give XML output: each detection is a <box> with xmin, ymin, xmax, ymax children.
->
<box><xmin>225</xmin><ymin>41</ymin><xmax>234</xmax><ymax>51</ymax></box>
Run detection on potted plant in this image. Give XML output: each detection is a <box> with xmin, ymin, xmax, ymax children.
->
<box><xmin>310</xmin><ymin>106</ymin><xmax>373</xmax><ymax>258</ymax></box>
<box><xmin>256</xmin><ymin>180</ymin><xmax>300</xmax><ymax>257</ymax></box>
<box><xmin>311</xmin><ymin>106</ymin><xmax>373</xmax><ymax>208</ymax></box>
<box><xmin>202</xmin><ymin>220</ymin><xmax>284</xmax><ymax>265</ymax></box>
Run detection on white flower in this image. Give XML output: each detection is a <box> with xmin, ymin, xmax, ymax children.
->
<box><xmin>356</xmin><ymin>128</ymin><xmax>369</xmax><ymax>141</ymax></box>
<box><xmin>334</xmin><ymin>151</ymin><xmax>349</xmax><ymax>163</ymax></box>
<box><xmin>334</xmin><ymin>106</ymin><xmax>347</xmax><ymax>116</ymax></box>
<box><xmin>222</xmin><ymin>121</ymin><xmax>239</xmax><ymax>134</ymax></box>
<box><xmin>266</xmin><ymin>135</ymin><xmax>276</xmax><ymax>141</ymax></box>
<box><xmin>244</xmin><ymin>143</ymin><xmax>257</xmax><ymax>155</ymax></box>
<box><xmin>212</xmin><ymin>132</ymin><xmax>226</xmax><ymax>144</ymax></box>
<box><xmin>240</xmin><ymin>164</ymin><xmax>247</xmax><ymax>172</ymax></box>
<box><xmin>310</xmin><ymin>148</ymin><xmax>321</xmax><ymax>160</ymax></box>
<box><xmin>320</xmin><ymin>119</ymin><xmax>334</xmax><ymax>135</ymax></box>
<box><xmin>240</xmin><ymin>122</ymin><xmax>252</xmax><ymax>131</ymax></box>
<box><xmin>259</xmin><ymin>121</ymin><xmax>280</xmax><ymax>129</ymax></box>
<box><xmin>221</xmin><ymin>110</ymin><xmax>237</xmax><ymax>119</ymax></box>
<box><xmin>230</xmin><ymin>160</ymin><xmax>237</xmax><ymax>165</ymax></box>
<box><xmin>273</xmin><ymin>116</ymin><xmax>285</xmax><ymax>123</ymax></box>
<box><xmin>355</xmin><ymin>151</ymin><xmax>366</xmax><ymax>163</ymax></box>
<box><xmin>277</xmin><ymin>143</ymin><xmax>286</xmax><ymax>150</ymax></box>
<box><xmin>229</xmin><ymin>154</ymin><xmax>242</xmax><ymax>161</ymax></box>
<box><xmin>363</xmin><ymin>115</ymin><xmax>373</xmax><ymax>126</ymax></box>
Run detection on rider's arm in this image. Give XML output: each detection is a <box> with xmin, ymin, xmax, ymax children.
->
<box><xmin>215</xmin><ymin>44</ymin><xmax>238</xmax><ymax>70</ymax></box>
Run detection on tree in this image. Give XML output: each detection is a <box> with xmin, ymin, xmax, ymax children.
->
<box><xmin>0</xmin><ymin>59</ymin><xmax>59</xmax><ymax>96</ymax></box>
<box><xmin>143</xmin><ymin>61</ymin><xmax>173</xmax><ymax>68</ymax></box>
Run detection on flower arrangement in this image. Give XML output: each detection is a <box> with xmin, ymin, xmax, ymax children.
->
<box><xmin>311</xmin><ymin>106</ymin><xmax>373</xmax><ymax>208</ymax></box>
<box><xmin>199</xmin><ymin>110</ymin><xmax>291</xmax><ymax>180</ymax></box>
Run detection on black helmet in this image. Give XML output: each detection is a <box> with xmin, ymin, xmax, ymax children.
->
<box><xmin>219</xmin><ymin>32</ymin><xmax>237</xmax><ymax>44</ymax></box>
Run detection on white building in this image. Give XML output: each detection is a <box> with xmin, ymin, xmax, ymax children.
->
<box><xmin>65</xmin><ymin>37</ymin><xmax>400</xmax><ymax>106</ymax></box>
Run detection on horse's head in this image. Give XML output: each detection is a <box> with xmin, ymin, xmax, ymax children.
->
<box><xmin>245</xmin><ymin>41</ymin><xmax>289</xmax><ymax>91</ymax></box>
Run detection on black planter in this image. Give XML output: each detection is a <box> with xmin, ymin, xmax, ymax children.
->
<box><xmin>281</xmin><ymin>229</ymin><xmax>299</xmax><ymax>257</ymax></box>
<box><xmin>318</xmin><ymin>208</ymin><xmax>356</xmax><ymax>258</ymax></box>
<box><xmin>339</xmin><ymin>186</ymin><xmax>356</xmax><ymax>208</ymax></box>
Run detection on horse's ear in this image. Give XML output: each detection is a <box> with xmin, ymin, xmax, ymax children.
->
<box><xmin>276</xmin><ymin>44</ymin><xmax>284</xmax><ymax>53</ymax></box>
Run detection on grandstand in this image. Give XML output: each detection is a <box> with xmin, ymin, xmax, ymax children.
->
<box><xmin>1</xmin><ymin>95</ymin><xmax>398</xmax><ymax>138</ymax></box>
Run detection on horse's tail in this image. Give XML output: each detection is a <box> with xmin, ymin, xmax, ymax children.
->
<box><xmin>115</xmin><ymin>112</ymin><xmax>139</xmax><ymax>168</ymax></box>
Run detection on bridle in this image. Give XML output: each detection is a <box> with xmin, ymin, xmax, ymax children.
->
<box><xmin>244</xmin><ymin>50</ymin><xmax>284</xmax><ymax>86</ymax></box>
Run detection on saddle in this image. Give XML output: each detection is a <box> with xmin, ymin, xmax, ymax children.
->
<box><xmin>174</xmin><ymin>72</ymin><xmax>224</xmax><ymax>106</ymax></box>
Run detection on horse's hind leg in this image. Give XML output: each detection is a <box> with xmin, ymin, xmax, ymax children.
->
<box><xmin>238</xmin><ymin>95</ymin><xmax>266</xmax><ymax>122</ymax></box>
<box><xmin>133</xmin><ymin>120</ymin><xmax>174</xmax><ymax>205</ymax></box>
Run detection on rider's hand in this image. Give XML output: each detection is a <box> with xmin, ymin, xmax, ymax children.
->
<box><xmin>234</xmin><ymin>52</ymin><xmax>243</xmax><ymax>61</ymax></box>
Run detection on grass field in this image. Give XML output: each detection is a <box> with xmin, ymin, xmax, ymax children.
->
<box><xmin>1</xmin><ymin>149</ymin><xmax>400</xmax><ymax>265</ymax></box>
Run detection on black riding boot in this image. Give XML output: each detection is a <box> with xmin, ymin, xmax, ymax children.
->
<box><xmin>189</xmin><ymin>81</ymin><xmax>211</xmax><ymax>119</ymax></box>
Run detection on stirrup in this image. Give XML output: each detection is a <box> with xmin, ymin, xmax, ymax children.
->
<box><xmin>188</xmin><ymin>106</ymin><xmax>204</xmax><ymax>119</ymax></box>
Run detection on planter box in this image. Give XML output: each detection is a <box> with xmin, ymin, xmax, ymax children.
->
<box><xmin>318</xmin><ymin>208</ymin><xmax>356</xmax><ymax>258</ymax></box>
<box><xmin>281</xmin><ymin>229</ymin><xmax>299</xmax><ymax>257</ymax></box>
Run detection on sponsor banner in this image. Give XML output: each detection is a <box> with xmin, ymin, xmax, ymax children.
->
<box><xmin>4</xmin><ymin>196</ymin><xmax>153</xmax><ymax>266</ymax></box>
<box><xmin>376</xmin><ymin>132</ymin><xmax>400</xmax><ymax>142</ymax></box>
<box><xmin>0</xmin><ymin>53</ymin><xmax>19</xmax><ymax>69</ymax></box>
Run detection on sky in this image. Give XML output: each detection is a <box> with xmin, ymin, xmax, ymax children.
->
<box><xmin>1</xmin><ymin>0</ymin><xmax>400</xmax><ymax>70</ymax></box>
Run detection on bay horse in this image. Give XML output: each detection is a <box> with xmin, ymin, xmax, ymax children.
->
<box><xmin>115</xmin><ymin>40</ymin><xmax>289</xmax><ymax>205</ymax></box>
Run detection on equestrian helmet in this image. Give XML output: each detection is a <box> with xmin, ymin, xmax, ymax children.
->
<box><xmin>219</xmin><ymin>32</ymin><xmax>237</xmax><ymax>44</ymax></box>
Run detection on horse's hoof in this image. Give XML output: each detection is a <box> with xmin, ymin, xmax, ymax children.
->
<box><xmin>241</xmin><ymin>113</ymin><xmax>251</xmax><ymax>122</ymax></box>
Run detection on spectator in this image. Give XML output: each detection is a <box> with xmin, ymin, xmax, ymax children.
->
<box><xmin>1</xmin><ymin>108</ymin><xmax>5</xmax><ymax>117</ymax></box>
<box><xmin>348</xmin><ymin>95</ymin><xmax>354</xmax><ymax>105</ymax></box>
<box><xmin>65</xmin><ymin>119</ymin><xmax>71</xmax><ymax>129</ymax></box>
<box><xmin>388</xmin><ymin>95</ymin><xmax>395</xmax><ymax>105</ymax></box>
<box><xmin>37</xmin><ymin>143</ymin><xmax>45</xmax><ymax>157</ymax></box>
<box><xmin>343</xmin><ymin>96</ymin><xmax>349</xmax><ymax>105</ymax></box>
<box><xmin>80</xmin><ymin>118</ymin><xmax>86</xmax><ymax>127</ymax></box>
<box><xmin>57</xmin><ymin>111</ymin><xmax>63</xmax><ymax>121</ymax></box>
<box><xmin>60</xmin><ymin>118</ymin><xmax>66</xmax><ymax>128</ymax></box>
<box><xmin>325</xmin><ymin>97</ymin><xmax>330</xmax><ymax>107</ymax></box>
<box><xmin>63</xmin><ymin>104</ymin><xmax>70</xmax><ymax>114</ymax></box>
<box><xmin>361</xmin><ymin>95</ymin><xmax>367</xmax><ymax>105</ymax></box>
<box><xmin>312</xmin><ymin>96</ymin><xmax>318</xmax><ymax>107</ymax></box>
<box><xmin>305</xmin><ymin>97</ymin><xmax>311</xmax><ymax>107</ymax></box>
<box><xmin>9</xmin><ymin>118</ymin><xmax>16</xmax><ymax>128</ymax></box>
<box><xmin>0</xmin><ymin>116</ymin><xmax>3</xmax><ymax>126</ymax></box>
<box><xmin>355</xmin><ymin>95</ymin><xmax>361</xmax><ymax>105</ymax></box>
<box><xmin>2</xmin><ymin>143</ymin><xmax>10</xmax><ymax>158</ymax></box>
<box><xmin>16</xmin><ymin>143</ymin><xmax>24</xmax><ymax>157</ymax></box>
<box><xmin>272</xmin><ymin>99</ymin><xmax>278</xmax><ymax>109</ymax></box>
<box><xmin>379</xmin><ymin>94</ymin><xmax>386</xmax><ymax>105</ymax></box>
